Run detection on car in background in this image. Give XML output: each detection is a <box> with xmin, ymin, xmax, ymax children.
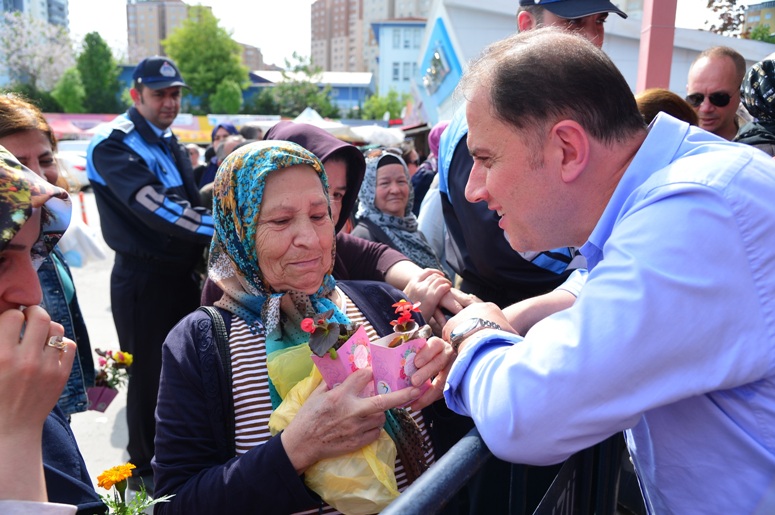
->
<box><xmin>56</xmin><ymin>139</ymin><xmax>91</xmax><ymax>191</ymax></box>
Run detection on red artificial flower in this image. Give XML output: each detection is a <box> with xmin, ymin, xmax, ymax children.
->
<box><xmin>391</xmin><ymin>299</ymin><xmax>421</xmax><ymax>328</ymax></box>
<box><xmin>301</xmin><ymin>318</ymin><xmax>316</xmax><ymax>333</ymax></box>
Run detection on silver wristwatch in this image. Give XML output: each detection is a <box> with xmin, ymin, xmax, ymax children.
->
<box><xmin>449</xmin><ymin>317</ymin><xmax>502</xmax><ymax>351</ymax></box>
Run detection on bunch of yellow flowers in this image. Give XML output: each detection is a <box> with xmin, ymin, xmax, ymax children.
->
<box><xmin>97</xmin><ymin>463</ymin><xmax>173</xmax><ymax>514</ymax></box>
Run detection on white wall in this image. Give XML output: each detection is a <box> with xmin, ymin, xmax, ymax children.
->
<box><xmin>418</xmin><ymin>0</ymin><xmax>775</xmax><ymax>123</ymax></box>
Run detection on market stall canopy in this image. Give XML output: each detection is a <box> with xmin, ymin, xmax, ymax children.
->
<box><xmin>349</xmin><ymin>124</ymin><xmax>405</xmax><ymax>147</ymax></box>
<box><xmin>48</xmin><ymin>118</ymin><xmax>87</xmax><ymax>140</ymax></box>
<box><xmin>293</xmin><ymin>107</ymin><xmax>361</xmax><ymax>141</ymax></box>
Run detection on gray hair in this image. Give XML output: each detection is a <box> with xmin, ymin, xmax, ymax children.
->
<box><xmin>216</xmin><ymin>134</ymin><xmax>247</xmax><ymax>163</ymax></box>
<box><xmin>458</xmin><ymin>28</ymin><xmax>645</xmax><ymax>147</ymax></box>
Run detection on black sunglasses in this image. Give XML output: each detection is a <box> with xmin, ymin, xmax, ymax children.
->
<box><xmin>685</xmin><ymin>92</ymin><xmax>732</xmax><ymax>108</ymax></box>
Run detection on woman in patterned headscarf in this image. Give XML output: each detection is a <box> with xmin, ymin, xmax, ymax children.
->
<box><xmin>153</xmin><ymin>141</ymin><xmax>454</xmax><ymax>514</ymax></box>
<box><xmin>352</xmin><ymin>150</ymin><xmax>444</xmax><ymax>273</ymax></box>
<box><xmin>735</xmin><ymin>59</ymin><xmax>775</xmax><ymax>156</ymax></box>
<box><xmin>0</xmin><ymin>145</ymin><xmax>103</xmax><ymax>514</ymax></box>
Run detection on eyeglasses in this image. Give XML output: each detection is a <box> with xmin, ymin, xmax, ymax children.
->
<box><xmin>685</xmin><ymin>92</ymin><xmax>732</xmax><ymax>108</ymax></box>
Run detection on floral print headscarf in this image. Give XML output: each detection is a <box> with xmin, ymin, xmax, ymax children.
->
<box><xmin>356</xmin><ymin>150</ymin><xmax>444</xmax><ymax>272</ymax></box>
<box><xmin>209</xmin><ymin>140</ymin><xmax>350</xmax><ymax>339</ymax></box>
<box><xmin>0</xmin><ymin>145</ymin><xmax>71</xmax><ymax>268</ymax></box>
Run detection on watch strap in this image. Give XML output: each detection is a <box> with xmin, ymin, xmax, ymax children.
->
<box><xmin>450</xmin><ymin>317</ymin><xmax>502</xmax><ymax>351</ymax></box>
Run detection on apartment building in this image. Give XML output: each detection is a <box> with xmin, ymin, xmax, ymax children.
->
<box><xmin>311</xmin><ymin>0</ymin><xmax>430</xmax><ymax>83</ymax></box>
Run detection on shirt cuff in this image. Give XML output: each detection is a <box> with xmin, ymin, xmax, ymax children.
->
<box><xmin>554</xmin><ymin>268</ymin><xmax>588</xmax><ymax>297</ymax></box>
<box><xmin>0</xmin><ymin>500</ymin><xmax>77</xmax><ymax>515</ymax></box>
<box><xmin>444</xmin><ymin>329</ymin><xmax>522</xmax><ymax>416</ymax></box>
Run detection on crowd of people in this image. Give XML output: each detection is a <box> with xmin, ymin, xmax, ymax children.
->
<box><xmin>2</xmin><ymin>0</ymin><xmax>775</xmax><ymax>513</ymax></box>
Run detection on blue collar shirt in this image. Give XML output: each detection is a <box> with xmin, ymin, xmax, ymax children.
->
<box><xmin>445</xmin><ymin>113</ymin><xmax>775</xmax><ymax>513</ymax></box>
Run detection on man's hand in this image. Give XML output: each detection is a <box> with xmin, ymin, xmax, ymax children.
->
<box><xmin>442</xmin><ymin>302</ymin><xmax>515</xmax><ymax>352</ymax></box>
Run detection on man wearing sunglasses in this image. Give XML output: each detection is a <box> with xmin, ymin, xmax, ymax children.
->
<box><xmin>686</xmin><ymin>46</ymin><xmax>747</xmax><ymax>141</ymax></box>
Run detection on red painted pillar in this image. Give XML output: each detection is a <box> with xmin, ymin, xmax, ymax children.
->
<box><xmin>636</xmin><ymin>0</ymin><xmax>678</xmax><ymax>93</ymax></box>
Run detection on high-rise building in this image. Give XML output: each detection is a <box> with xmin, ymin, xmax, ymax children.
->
<box><xmin>241</xmin><ymin>43</ymin><xmax>264</xmax><ymax>72</ymax></box>
<box><xmin>744</xmin><ymin>1</ymin><xmax>775</xmax><ymax>35</ymax></box>
<box><xmin>1</xmin><ymin>0</ymin><xmax>69</xmax><ymax>28</ymax></box>
<box><xmin>126</xmin><ymin>0</ymin><xmax>192</xmax><ymax>63</ymax></box>
<box><xmin>311</xmin><ymin>0</ymin><xmax>430</xmax><ymax>78</ymax></box>
<box><xmin>311</xmin><ymin>0</ymin><xmax>355</xmax><ymax>72</ymax></box>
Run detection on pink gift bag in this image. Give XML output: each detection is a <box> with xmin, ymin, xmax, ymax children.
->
<box><xmin>311</xmin><ymin>325</ymin><xmax>374</xmax><ymax>397</ymax></box>
<box><xmin>86</xmin><ymin>386</ymin><xmax>118</xmax><ymax>412</ymax></box>
<box><xmin>311</xmin><ymin>325</ymin><xmax>432</xmax><ymax>399</ymax></box>
<box><xmin>370</xmin><ymin>334</ymin><xmax>431</xmax><ymax>397</ymax></box>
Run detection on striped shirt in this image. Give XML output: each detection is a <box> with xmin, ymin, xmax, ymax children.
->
<box><xmin>230</xmin><ymin>288</ymin><xmax>435</xmax><ymax>513</ymax></box>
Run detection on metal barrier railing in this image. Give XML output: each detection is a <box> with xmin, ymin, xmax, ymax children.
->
<box><xmin>382</xmin><ymin>427</ymin><xmax>492</xmax><ymax>514</ymax></box>
<box><xmin>382</xmin><ymin>428</ymin><xmax>624</xmax><ymax>515</ymax></box>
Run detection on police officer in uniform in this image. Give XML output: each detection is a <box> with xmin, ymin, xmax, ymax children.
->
<box><xmin>86</xmin><ymin>56</ymin><xmax>213</xmax><ymax>493</ymax></box>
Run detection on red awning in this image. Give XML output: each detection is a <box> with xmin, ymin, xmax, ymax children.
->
<box><xmin>48</xmin><ymin>118</ymin><xmax>86</xmax><ymax>140</ymax></box>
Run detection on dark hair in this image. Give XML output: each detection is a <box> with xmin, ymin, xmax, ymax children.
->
<box><xmin>635</xmin><ymin>88</ymin><xmax>698</xmax><ymax>126</ymax></box>
<box><xmin>458</xmin><ymin>28</ymin><xmax>646</xmax><ymax>146</ymax></box>
<box><xmin>239</xmin><ymin>122</ymin><xmax>263</xmax><ymax>140</ymax></box>
<box><xmin>0</xmin><ymin>94</ymin><xmax>57</xmax><ymax>152</ymax></box>
<box><xmin>693</xmin><ymin>46</ymin><xmax>746</xmax><ymax>85</ymax></box>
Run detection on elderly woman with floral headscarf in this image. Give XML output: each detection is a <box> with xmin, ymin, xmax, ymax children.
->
<box><xmin>0</xmin><ymin>146</ymin><xmax>104</xmax><ymax>514</ymax></box>
<box><xmin>152</xmin><ymin>141</ymin><xmax>455</xmax><ymax>514</ymax></box>
<box><xmin>352</xmin><ymin>150</ymin><xmax>444</xmax><ymax>273</ymax></box>
<box><xmin>735</xmin><ymin>59</ymin><xmax>775</xmax><ymax>156</ymax></box>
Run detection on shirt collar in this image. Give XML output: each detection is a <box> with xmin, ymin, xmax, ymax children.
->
<box><xmin>580</xmin><ymin>113</ymin><xmax>689</xmax><ymax>270</ymax></box>
<box><xmin>146</xmin><ymin>119</ymin><xmax>172</xmax><ymax>140</ymax></box>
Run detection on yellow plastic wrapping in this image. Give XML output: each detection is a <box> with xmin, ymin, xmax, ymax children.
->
<box><xmin>268</xmin><ymin>367</ymin><xmax>399</xmax><ymax>515</ymax></box>
<box><xmin>266</xmin><ymin>343</ymin><xmax>315</xmax><ymax>399</ymax></box>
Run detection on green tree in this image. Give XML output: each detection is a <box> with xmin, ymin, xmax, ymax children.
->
<box><xmin>268</xmin><ymin>53</ymin><xmax>339</xmax><ymax>118</ymax></box>
<box><xmin>705</xmin><ymin>0</ymin><xmax>745</xmax><ymax>37</ymax></box>
<box><xmin>242</xmin><ymin>88</ymin><xmax>279</xmax><ymax>115</ymax></box>
<box><xmin>52</xmin><ymin>68</ymin><xmax>86</xmax><ymax>113</ymax></box>
<box><xmin>120</xmin><ymin>88</ymin><xmax>133</xmax><ymax>111</ymax></box>
<box><xmin>77</xmin><ymin>32</ymin><xmax>123</xmax><ymax>113</ymax></box>
<box><xmin>210</xmin><ymin>79</ymin><xmax>243</xmax><ymax>114</ymax></box>
<box><xmin>163</xmin><ymin>6</ymin><xmax>248</xmax><ymax>114</ymax></box>
<box><xmin>361</xmin><ymin>89</ymin><xmax>409</xmax><ymax>120</ymax></box>
<box><xmin>749</xmin><ymin>24</ymin><xmax>775</xmax><ymax>44</ymax></box>
<box><xmin>2</xmin><ymin>84</ymin><xmax>62</xmax><ymax>113</ymax></box>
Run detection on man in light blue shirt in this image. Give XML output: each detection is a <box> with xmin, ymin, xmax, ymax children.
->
<box><xmin>441</xmin><ymin>28</ymin><xmax>775</xmax><ymax>513</ymax></box>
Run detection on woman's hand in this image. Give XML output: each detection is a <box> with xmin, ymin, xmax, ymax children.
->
<box><xmin>0</xmin><ymin>305</ymin><xmax>76</xmax><ymax>502</ymax></box>
<box><xmin>407</xmin><ymin>335</ymin><xmax>455</xmax><ymax>411</ymax></box>
<box><xmin>281</xmin><ymin>368</ymin><xmax>422</xmax><ymax>474</ymax></box>
<box><xmin>0</xmin><ymin>306</ymin><xmax>75</xmax><ymax>436</ymax></box>
<box><xmin>403</xmin><ymin>268</ymin><xmax>480</xmax><ymax>335</ymax></box>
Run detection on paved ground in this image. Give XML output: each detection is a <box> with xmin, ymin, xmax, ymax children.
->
<box><xmin>66</xmin><ymin>190</ymin><xmax>130</xmax><ymax>492</ymax></box>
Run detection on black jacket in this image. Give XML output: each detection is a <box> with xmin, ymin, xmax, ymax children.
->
<box><xmin>87</xmin><ymin>107</ymin><xmax>212</xmax><ymax>268</ymax></box>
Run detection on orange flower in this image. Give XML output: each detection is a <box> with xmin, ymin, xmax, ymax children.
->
<box><xmin>97</xmin><ymin>462</ymin><xmax>135</xmax><ymax>490</ymax></box>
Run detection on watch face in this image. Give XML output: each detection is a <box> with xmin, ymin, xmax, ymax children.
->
<box><xmin>451</xmin><ymin>318</ymin><xmax>481</xmax><ymax>343</ymax></box>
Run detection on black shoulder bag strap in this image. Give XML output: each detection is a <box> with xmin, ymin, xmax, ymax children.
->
<box><xmin>197</xmin><ymin>306</ymin><xmax>235</xmax><ymax>457</ymax></box>
<box><xmin>360</xmin><ymin>218</ymin><xmax>396</xmax><ymax>248</ymax></box>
